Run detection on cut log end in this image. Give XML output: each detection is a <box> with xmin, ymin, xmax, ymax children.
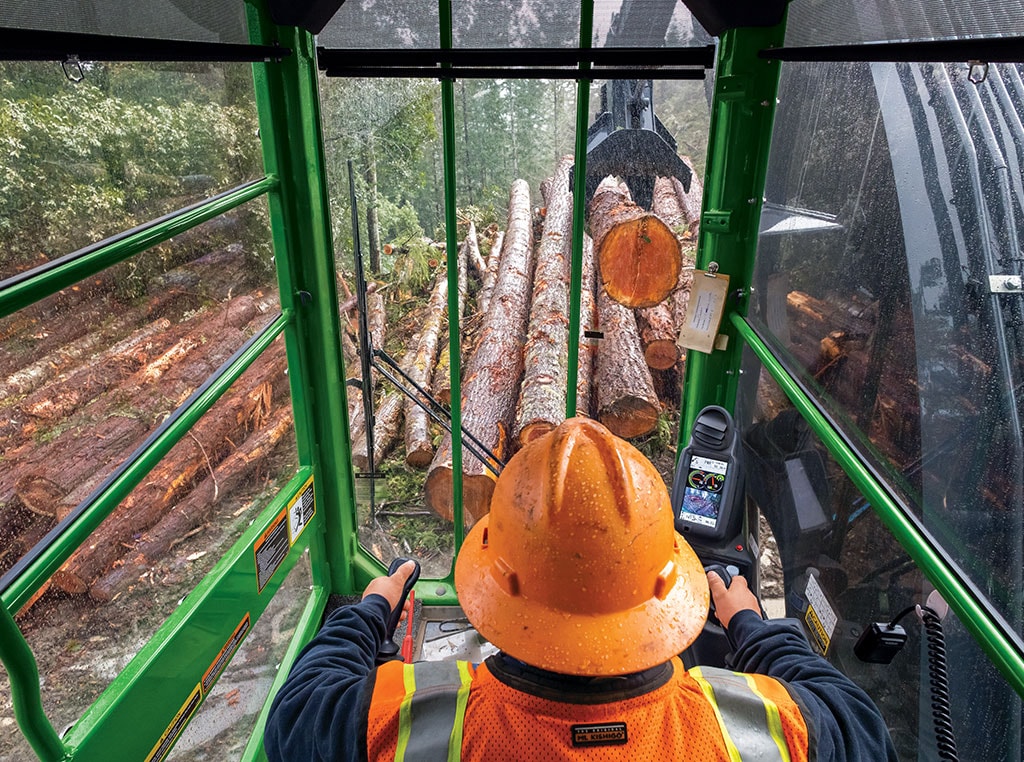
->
<box><xmin>406</xmin><ymin>445</ymin><xmax>435</xmax><ymax>469</ymax></box>
<box><xmin>644</xmin><ymin>340</ymin><xmax>679</xmax><ymax>371</ymax></box>
<box><xmin>599</xmin><ymin>399</ymin><xmax>660</xmax><ymax>439</ymax></box>
<box><xmin>424</xmin><ymin>467</ymin><xmax>497</xmax><ymax>527</ymax></box>
<box><xmin>599</xmin><ymin>218</ymin><xmax>680</xmax><ymax>308</ymax></box>
<box><xmin>519</xmin><ymin>420</ymin><xmax>555</xmax><ymax>446</ymax></box>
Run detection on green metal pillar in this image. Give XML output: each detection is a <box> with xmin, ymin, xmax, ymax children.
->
<box><xmin>248</xmin><ymin>6</ymin><xmax>354</xmax><ymax>594</ymax></box>
<box><xmin>679</xmin><ymin>22</ymin><xmax>786</xmax><ymax>447</ymax></box>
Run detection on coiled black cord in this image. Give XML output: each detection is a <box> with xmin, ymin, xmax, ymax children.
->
<box><xmin>891</xmin><ymin>604</ymin><xmax>959</xmax><ymax>761</ymax></box>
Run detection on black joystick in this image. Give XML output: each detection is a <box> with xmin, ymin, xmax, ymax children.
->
<box><xmin>376</xmin><ymin>557</ymin><xmax>421</xmax><ymax>664</ymax></box>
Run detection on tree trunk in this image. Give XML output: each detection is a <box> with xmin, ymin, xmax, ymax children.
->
<box><xmin>349</xmin><ymin>288</ymin><xmax>388</xmax><ymax>437</ymax></box>
<box><xmin>463</xmin><ymin>221</ymin><xmax>487</xmax><ymax>282</ymax></box>
<box><xmin>476</xmin><ymin>230</ymin><xmax>504</xmax><ymax>317</ymax></box>
<box><xmin>429</xmin><ymin>229</ymin><xmax>470</xmax><ymax>411</ymax></box>
<box><xmin>363</xmin><ymin>135</ymin><xmax>381</xmax><ymax>274</ymax></box>
<box><xmin>514</xmin><ymin>155</ymin><xmax>574</xmax><ymax>445</ymax></box>
<box><xmin>632</xmin><ymin>178</ymin><xmax>683</xmax><ymax>371</ymax></box>
<box><xmin>587</xmin><ymin>184</ymin><xmax>681</xmax><ymax>308</ymax></box>
<box><xmin>576</xmin><ymin>234</ymin><xmax>598</xmax><ymax>418</ymax></box>
<box><xmin>671</xmin><ymin>156</ymin><xmax>703</xmax><ymax>238</ymax></box>
<box><xmin>425</xmin><ymin>179</ymin><xmax>535</xmax><ymax>525</ymax></box>
<box><xmin>405</xmin><ymin>269</ymin><xmax>450</xmax><ymax>468</ymax></box>
<box><xmin>352</xmin><ymin>391</ymin><xmax>405</xmax><ymax>473</ymax></box>
<box><xmin>89</xmin><ymin>405</ymin><xmax>295</xmax><ymax>602</ymax></box>
<box><xmin>595</xmin><ymin>286</ymin><xmax>660</xmax><ymax>438</ymax></box>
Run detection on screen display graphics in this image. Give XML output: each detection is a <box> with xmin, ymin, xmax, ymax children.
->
<box><xmin>680</xmin><ymin>455</ymin><xmax>729</xmax><ymax>528</ymax></box>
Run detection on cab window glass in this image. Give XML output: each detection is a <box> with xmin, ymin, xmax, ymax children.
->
<box><xmin>749</xmin><ymin>59</ymin><xmax>1024</xmax><ymax>640</ymax></box>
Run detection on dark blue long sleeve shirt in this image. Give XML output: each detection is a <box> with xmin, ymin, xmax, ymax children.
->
<box><xmin>264</xmin><ymin>597</ymin><xmax>897</xmax><ymax>761</ymax></box>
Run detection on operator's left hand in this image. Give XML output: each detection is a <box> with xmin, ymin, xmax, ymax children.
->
<box><xmin>362</xmin><ymin>560</ymin><xmax>417</xmax><ymax>616</ymax></box>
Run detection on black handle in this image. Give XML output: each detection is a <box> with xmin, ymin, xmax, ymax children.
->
<box><xmin>704</xmin><ymin>563</ymin><xmax>733</xmax><ymax>588</ymax></box>
<box><xmin>377</xmin><ymin>558</ymin><xmax>420</xmax><ymax>663</ymax></box>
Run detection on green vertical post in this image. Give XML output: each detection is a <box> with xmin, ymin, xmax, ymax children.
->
<box><xmin>438</xmin><ymin>0</ymin><xmax>465</xmax><ymax>550</ymax></box>
<box><xmin>566</xmin><ymin>1</ymin><xmax>594</xmax><ymax>417</ymax></box>
<box><xmin>679</xmin><ymin>22</ymin><xmax>786</xmax><ymax>447</ymax></box>
<box><xmin>0</xmin><ymin>603</ymin><xmax>67</xmax><ymax>761</ymax></box>
<box><xmin>248</xmin><ymin>7</ymin><xmax>354</xmax><ymax>593</ymax></box>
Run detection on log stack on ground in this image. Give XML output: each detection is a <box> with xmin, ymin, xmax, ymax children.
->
<box><xmin>514</xmin><ymin>155</ymin><xmax>575</xmax><ymax>445</ymax></box>
<box><xmin>587</xmin><ymin>180</ymin><xmax>681</xmax><ymax>308</ymax></box>
<box><xmin>425</xmin><ymin>179</ymin><xmax>535</xmax><ymax>525</ymax></box>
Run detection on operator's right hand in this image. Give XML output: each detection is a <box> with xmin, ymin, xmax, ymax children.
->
<box><xmin>707</xmin><ymin>571</ymin><xmax>761</xmax><ymax>629</ymax></box>
<box><xmin>362</xmin><ymin>560</ymin><xmax>417</xmax><ymax>615</ymax></box>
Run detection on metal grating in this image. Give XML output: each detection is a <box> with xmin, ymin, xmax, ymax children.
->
<box><xmin>785</xmin><ymin>0</ymin><xmax>1024</xmax><ymax>47</ymax></box>
<box><xmin>0</xmin><ymin>0</ymin><xmax>248</xmax><ymax>43</ymax></box>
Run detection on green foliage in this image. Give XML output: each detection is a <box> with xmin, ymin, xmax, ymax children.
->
<box><xmin>0</xmin><ymin>62</ymin><xmax>261</xmax><ymax>276</ymax></box>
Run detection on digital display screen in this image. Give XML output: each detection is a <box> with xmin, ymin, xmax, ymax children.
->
<box><xmin>680</xmin><ymin>455</ymin><xmax>728</xmax><ymax>528</ymax></box>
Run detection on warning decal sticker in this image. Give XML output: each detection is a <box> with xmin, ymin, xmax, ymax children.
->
<box><xmin>254</xmin><ymin>508</ymin><xmax>290</xmax><ymax>594</ymax></box>
<box><xmin>202</xmin><ymin>614</ymin><xmax>251</xmax><ymax>695</ymax></box>
<box><xmin>145</xmin><ymin>683</ymin><xmax>202</xmax><ymax>762</ymax></box>
<box><xmin>803</xmin><ymin>573</ymin><xmax>838</xmax><ymax>655</ymax></box>
<box><xmin>287</xmin><ymin>476</ymin><xmax>316</xmax><ymax>544</ymax></box>
<box><xmin>254</xmin><ymin>476</ymin><xmax>316</xmax><ymax>593</ymax></box>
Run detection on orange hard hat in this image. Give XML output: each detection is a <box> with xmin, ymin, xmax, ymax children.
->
<box><xmin>455</xmin><ymin>417</ymin><xmax>709</xmax><ymax>676</ymax></box>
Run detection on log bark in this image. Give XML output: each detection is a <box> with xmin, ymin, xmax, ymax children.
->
<box><xmin>50</xmin><ymin>347</ymin><xmax>289</xmax><ymax>594</ymax></box>
<box><xmin>89</xmin><ymin>405</ymin><xmax>294</xmax><ymax>602</ymax></box>
<box><xmin>576</xmin><ymin>235</ymin><xmax>598</xmax><ymax>418</ymax></box>
<box><xmin>405</xmin><ymin>269</ymin><xmax>450</xmax><ymax>468</ymax></box>
<box><xmin>587</xmin><ymin>184</ymin><xmax>681</xmax><ymax>308</ymax></box>
<box><xmin>429</xmin><ymin>232</ymin><xmax>469</xmax><ymax>411</ymax></box>
<box><xmin>463</xmin><ymin>221</ymin><xmax>487</xmax><ymax>281</ymax></box>
<box><xmin>595</xmin><ymin>286</ymin><xmax>660</xmax><ymax>438</ymax></box>
<box><xmin>349</xmin><ymin>289</ymin><xmax>388</xmax><ymax>437</ymax></box>
<box><xmin>634</xmin><ymin>176</ymin><xmax>689</xmax><ymax>371</ymax></box>
<box><xmin>425</xmin><ymin>179</ymin><xmax>535</xmax><ymax>525</ymax></box>
<box><xmin>514</xmin><ymin>155</ymin><xmax>574</xmax><ymax>445</ymax></box>
<box><xmin>671</xmin><ymin>156</ymin><xmax>703</xmax><ymax>238</ymax></box>
<box><xmin>351</xmin><ymin>391</ymin><xmax>404</xmax><ymax>473</ymax></box>
<box><xmin>476</xmin><ymin>230</ymin><xmax>504</xmax><ymax>318</ymax></box>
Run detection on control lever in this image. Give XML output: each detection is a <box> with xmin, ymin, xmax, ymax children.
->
<box><xmin>704</xmin><ymin>563</ymin><xmax>767</xmax><ymax>624</ymax></box>
<box><xmin>376</xmin><ymin>558</ymin><xmax>421</xmax><ymax>664</ymax></box>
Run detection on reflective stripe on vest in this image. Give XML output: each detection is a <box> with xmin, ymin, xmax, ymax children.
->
<box><xmin>393</xmin><ymin>660</ymin><xmax>473</xmax><ymax>762</ymax></box>
<box><xmin>689</xmin><ymin>665</ymin><xmax>792</xmax><ymax>762</ymax></box>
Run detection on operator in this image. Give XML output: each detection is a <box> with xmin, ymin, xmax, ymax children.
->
<box><xmin>264</xmin><ymin>416</ymin><xmax>896</xmax><ymax>761</ymax></box>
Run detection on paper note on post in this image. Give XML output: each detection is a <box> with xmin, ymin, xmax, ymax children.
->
<box><xmin>677</xmin><ymin>270</ymin><xmax>730</xmax><ymax>355</ymax></box>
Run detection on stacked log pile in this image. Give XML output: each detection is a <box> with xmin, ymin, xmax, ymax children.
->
<box><xmin>0</xmin><ymin>287</ymin><xmax>291</xmax><ymax>605</ymax></box>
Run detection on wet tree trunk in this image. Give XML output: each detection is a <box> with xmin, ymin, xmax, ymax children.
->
<box><xmin>425</xmin><ymin>179</ymin><xmax>535</xmax><ymax>525</ymax></box>
<box><xmin>671</xmin><ymin>156</ymin><xmax>703</xmax><ymax>238</ymax></box>
<box><xmin>595</xmin><ymin>286</ymin><xmax>660</xmax><ymax>438</ymax></box>
<box><xmin>576</xmin><ymin>234</ymin><xmax>598</xmax><ymax>418</ymax></box>
<box><xmin>476</xmin><ymin>230</ymin><xmax>504</xmax><ymax>318</ymax></box>
<box><xmin>429</xmin><ymin>231</ymin><xmax>469</xmax><ymax>410</ymax></box>
<box><xmin>363</xmin><ymin>135</ymin><xmax>381</xmax><ymax>274</ymax></box>
<box><xmin>514</xmin><ymin>156</ymin><xmax>573</xmax><ymax>445</ymax></box>
<box><xmin>588</xmin><ymin>184</ymin><xmax>681</xmax><ymax>308</ymax></box>
<box><xmin>405</xmin><ymin>269</ymin><xmax>451</xmax><ymax>468</ymax></box>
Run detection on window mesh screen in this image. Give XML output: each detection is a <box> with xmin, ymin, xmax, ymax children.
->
<box><xmin>786</xmin><ymin>0</ymin><xmax>1024</xmax><ymax>47</ymax></box>
<box><xmin>318</xmin><ymin>0</ymin><xmax>710</xmax><ymax>50</ymax></box>
<box><xmin>1</xmin><ymin>0</ymin><xmax>248</xmax><ymax>43</ymax></box>
<box><xmin>318</xmin><ymin>0</ymin><xmax>439</xmax><ymax>49</ymax></box>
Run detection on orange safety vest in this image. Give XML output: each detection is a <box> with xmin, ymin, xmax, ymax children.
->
<box><xmin>366</xmin><ymin>657</ymin><xmax>811</xmax><ymax>761</ymax></box>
